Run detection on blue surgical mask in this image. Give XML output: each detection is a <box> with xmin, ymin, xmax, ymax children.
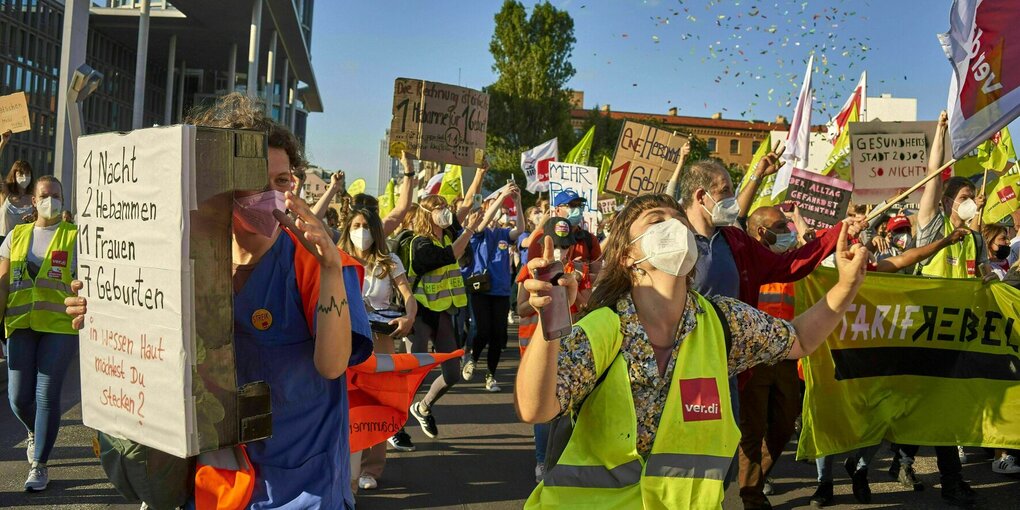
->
<box><xmin>566</xmin><ymin>207</ymin><xmax>583</xmax><ymax>226</ymax></box>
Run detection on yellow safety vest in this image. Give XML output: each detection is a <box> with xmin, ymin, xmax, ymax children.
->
<box><xmin>526</xmin><ymin>292</ymin><xmax>739</xmax><ymax>509</ymax></box>
<box><xmin>5</xmin><ymin>221</ymin><xmax>78</xmax><ymax>336</ymax></box>
<box><xmin>920</xmin><ymin>216</ymin><xmax>978</xmax><ymax>279</ymax></box>
<box><xmin>408</xmin><ymin>234</ymin><xmax>467</xmax><ymax>312</ymax></box>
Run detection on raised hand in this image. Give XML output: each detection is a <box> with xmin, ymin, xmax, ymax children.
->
<box><xmin>278</xmin><ymin>177</ymin><xmax>342</xmax><ymax>271</ymax></box>
<box><xmin>522</xmin><ymin>236</ymin><xmax>578</xmax><ymax>311</ymax></box>
<box><xmin>756</xmin><ymin>152</ymin><xmax>781</xmax><ymax>177</ymax></box>
<box><xmin>834</xmin><ymin>221</ymin><xmax>868</xmax><ymax>289</ymax></box>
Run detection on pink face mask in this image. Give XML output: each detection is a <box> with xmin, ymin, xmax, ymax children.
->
<box><xmin>233</xmin><ymin>189</ymin><xmax>286</xmax><ymax>237</ymax></box>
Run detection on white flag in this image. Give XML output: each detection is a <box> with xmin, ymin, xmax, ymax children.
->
<box><xmin>521</xmin><ymin>138</ymin><xmax>558</xmax><ymax>193</ymax></box>
<box><xmin>940</xmin><ymin>0</ymin><xmax>1020</xmax><ymax>159</ymax></box>
<box><xmin>773</xmin><ymin>55</ymin><xmax>814</xmax><ymax>198</ymax></box>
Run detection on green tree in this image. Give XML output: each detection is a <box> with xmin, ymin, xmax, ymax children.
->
<box><xmin>485</xmin><ymin>0</ymin><xmax>577</xmax><ymax>193</ymax></box>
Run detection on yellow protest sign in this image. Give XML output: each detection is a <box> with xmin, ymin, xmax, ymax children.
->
<box><xmin>347</xmin><ymin>178</ymin><xmax>366</xmax><ymax>196</ymax></box>
<box><xmin>795</xmin><ymin>269</ymin><xmax>1020</xmax><ymax>460</ymax></box>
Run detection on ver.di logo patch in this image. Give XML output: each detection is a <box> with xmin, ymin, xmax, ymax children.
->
<box><xmin>251</xmin><ymin>309</ymin><xmax>273</xmax><ymax>331</ymax></box>
<box><xmin>679</xmin><ymin>377</ymin><xmax>722</xmax><ymax>422</ymax></box>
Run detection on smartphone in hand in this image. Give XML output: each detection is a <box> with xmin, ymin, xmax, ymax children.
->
<box><xmin>533</xmin><ymin>261</ymin><xmax>573</xmax><ymax>340</ymax></box>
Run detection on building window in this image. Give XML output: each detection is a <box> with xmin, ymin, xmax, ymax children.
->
<box><xmin>730</xmin><ymin>139</ymin><xmax>740</xmax><ymax>155</ymax></box>
<box><xmin>707</xmin><ymin>138</ymin><xmax>717</xmax><ymax>153</ymax></box>
<box><xmin>752</xmin><ymin>141</ymin><xmax>761</xmax><ymax>154</ymax></box>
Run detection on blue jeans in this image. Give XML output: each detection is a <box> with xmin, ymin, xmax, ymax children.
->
<box><xmin>6</xmin><ymin>329</ymin><xmax>79</xmax><ymax>464</ymax></box>
<box><xmin>535</xmin><ymin>422</ymin><xmax>550</xmax><ymax>464</ymax></box>
<box><xmin>816</xmin><ymin>443</ymin><xmax>882</xmax><ymax>483</ymax></box>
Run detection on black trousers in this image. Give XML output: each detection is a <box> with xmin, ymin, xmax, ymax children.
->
<box><xmin>891</xmin><ymin>444</ymin><xmax>962</xmax><ymax>485</ymax></box>
<box><xmin>470</xmin><ymin>293</ymin><xmax>511</xmax><ymax>373</ymax></box>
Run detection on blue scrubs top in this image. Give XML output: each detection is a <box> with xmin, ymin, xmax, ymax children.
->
<box><xmin>467</xmin><ymin>227</ymin><xmax>514</xmax><ymax>297</ymax></box>
<box><xmin>233</xmin><ymin>233</ymin><xmax>372</xmax><ymax>509</ymax></box>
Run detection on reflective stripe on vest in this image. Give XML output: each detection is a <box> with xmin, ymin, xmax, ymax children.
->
<box><xmin>518</xmin><ymin>313</ymin><xmax>537</xmax><ymax>354</ymax></box>
<box><xmin>5</xmin><ymin>221</ymin><xmax>77</xmax><ymax>336</ymax></box>
<box><xmin>408</xmin><ymin>235</ymin><xmax>467</xmax><ymax>312</ymax></box>
<box><xmin>526</xmin><ymin>293</ymin><xmax>740</xmax><ymax>509</ymax></box>
<box><xmin>921</xmin><ymin>216</ymin><xmax>978</xmax><ymax>278</ymax></box>
<box><xmin>757</xmin><ymin>282</ymin><xmax>795</xmax><ymax>321</ymax></box>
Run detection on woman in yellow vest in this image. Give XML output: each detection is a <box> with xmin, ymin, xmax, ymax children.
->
<box><xmin>516</xmin><ymin>193</ymin><xmax>868</xmax><ymax>509</ymax></box>
<box><xmin>916</xmin><ymin>111</ymin><xmax>991</xmax><ymax>279</ymax></box>
<box><xmin>405</xmin><ymin>194</ymin><xmax>484</xmax><ymax>438</ymax></box>
<box><xmin>0</xmin><ymin>175</ymin><xmax>76</xmax><ymax>491</ymax></box>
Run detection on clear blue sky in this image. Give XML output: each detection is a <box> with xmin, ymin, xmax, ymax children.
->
<box><xmin>305</xmin><ymin>0</ymin><xmax>956</xmax><ymax>193</ymax></box>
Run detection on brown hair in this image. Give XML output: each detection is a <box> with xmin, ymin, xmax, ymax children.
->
<box><xmin>185</xmin><ymin>93</ymin><xmax>307</xmax><ymax>170</ymax></box>
<box><xmin>339</xmin><ymin>207</ymin><xmax>397</xmax><ymax>279</ymax></box>
<box><xmin>982</xmin><ymin>223</ymin><xmax>1008</xmax><ymax>253</ymax></box>
<box><xmin>4</xmin><ymin>160</ymin><xmax>33</xmax><ymax>197</ymax></box>
<box><xmin>410</xmin><ymin>195</ymin><xmax>448</xmax><ymax>240</ymax></box>
<box><xmin>943</xmin><ymin>177</ymin><xmax>976</xmax><ymax>205</ymax></box>
<box><xmin>33</xmin><ymin>175</ymin><xmax>62</xmax><ymax>196</ymax></box>
<box><xmin>585</xmin><ymin>193</ymin><xmax>691</xmax><ymax>315</ymax></box>
<box><xmin>850</xmin><ymin>204</ymin><xmax>868</xmax><ymax>216</ymax></box>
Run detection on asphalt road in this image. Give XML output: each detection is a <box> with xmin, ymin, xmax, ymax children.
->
<box><xmin>1</xmin><ymin>340</ymin><xmax>1018</xmax><ymax>509</ymax></box>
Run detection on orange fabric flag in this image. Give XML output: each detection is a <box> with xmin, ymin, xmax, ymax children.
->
<box><xmin>347</xmin><ymin>350</ymin><xmax>464</xmax><ymax>452</ymax></box>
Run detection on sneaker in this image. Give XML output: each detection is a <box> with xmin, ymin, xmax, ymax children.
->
<box><xmin>461</xmin><ymin>359</ymin><xmax>475</xmax><ymax>381</ymax></box>
<box><xmin>844</xmin><ymin>457</ymin><xmax>871</xmax><ymax>504</ymax></box>
<box><xmin>941</xmin><ymin>479</ymin><xmax>978</xmax><ymax>507</ymax></box>
<box><xmin>762</xmin><ymin>477</ymin><xmax>775</xmax><ymax>495</ymax></box>
<box><xmin>387</xmin><ymin>430</ymin><xmax>416</xmax><ymax>452</ymax></box>
<box><xmin>485</xmin><ymin>373</ymin><xmax>501</xmax><ymax>393</ymax></box>
<box><xmin>535</xmin><ymin>462</ymin><xmax>546</xmax><ymax>483</ymax></box>
<box><xmin>887</xmin><ymin>457</ymin><xmax>900</xmax><ymax>480</ymax></box>
<box><xmin>992</xmin><ymin>454</ymin><xmax>1020</xmax><ymax>474</ymax></box>
<box><xmin>25</xmin><ymin>432</ymin><xmax>35</xmax><ymax>464</ymax></box>
<box><xmin>410</xmin><ymin>401</ymin><xmax>438</xmax><ymax>438</ymax></box>
<box><xmin>358</xmin><ymin>474</ymin><xmax>378</xmax><ymax>490</ymax></box>
<box><xmin>898</xmin><ymin>464</ymin><xmax>924</xmax><ymax>491</ymax></box>
<box><xmin>809</xmin><ymin>482</ymin><xmax>833</xmax><ymax>508</ymax></box>
<box><xmin>958</xmin><ymin>445</ymin><xmax>968</xmax><ymax>464</ymax></box>
<box><xmin>24</xmin><ymin>465</ymin><xmax>48</xmax><ymax>492</ymax></box>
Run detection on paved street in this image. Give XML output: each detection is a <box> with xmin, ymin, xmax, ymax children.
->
<box><xmin>1</xmin><ymin>341</ymin><xmax>1018</xmax><ymax>509</ymax></box>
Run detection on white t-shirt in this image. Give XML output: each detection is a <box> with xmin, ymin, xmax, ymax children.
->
<box><xmin>0</xmin><ymin>223</ymin><xmax>63</xmax><ymax>267</ymax></box>
<box><xmin>362</xmin><ymin>254</ymin><xmax>405</xmax><ymax>311</ymax></box>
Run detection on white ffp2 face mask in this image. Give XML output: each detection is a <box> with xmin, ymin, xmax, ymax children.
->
<box><xmin>350</xmin><ymin>228</ymin><xmax>373</xmax><ymax>251</ymax></box>
<box><xmin>631</xmin><ymin>218</ymin><xmax>698</xmax><ymax>277</ymax></box>
<box><xmin>432</xmin><ymin>208</ymin><xmax>453</xmax><ymax>229</ymax></box>
<box><xmin>37</xmin><ymin>197</ymin><xmax>62</xmax><ymax>220</ymax></box>
<box><xmin>954</xmin><ymin>198</ymin><xmax>978</xmax><ymax>222</ymax></box>
<box><xmin>702</xmin><ymin>192</ymin><xmax>740</xmax><ymax>226</ymax></box>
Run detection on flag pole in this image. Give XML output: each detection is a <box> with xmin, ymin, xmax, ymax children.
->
<box><xmin>866</xmin><ymin>159</ymin><xmax>957</xmax><ymax>222</ymax></box>
<box><xmin>980</xmin><ymin>167</ymin><xmax>990</xmax><ymax>194</ymax></box>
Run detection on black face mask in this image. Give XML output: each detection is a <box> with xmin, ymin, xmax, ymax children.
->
<box><xmin>994</xmin><ymin>245</ymin><xmax>1010</xmax><ymax>260</ymax></box>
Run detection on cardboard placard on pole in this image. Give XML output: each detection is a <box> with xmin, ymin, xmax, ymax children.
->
<box><xmin>605</xmin><ymin>121</ymin><xmax>688</xmax><ymax>197</ymax></box>
<box><xmin>547</xmin><ymin>161</ymin><xmax>599</xmax><ymax>231</ymax></box>
<box><xmin>0</xmin><ymin>92</ymin><xmax>31</xmax><ymax>133</ymax></box>
<box><xmin>786</xmin><ymin>168</ymin><xmax>854</xmax><ymax>230</ymax></box>
<box><xmin>848</xmin><ymin>121</ymin><xmax>952</xmax><ymax>205</ymax></box>
<box><xmin>388</xmin><ymin>78</ymin><xmax>488</xmax><ymax>167</ymax></box>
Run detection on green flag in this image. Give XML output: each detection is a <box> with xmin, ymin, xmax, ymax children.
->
<box><xmin>565</xmin><ymin>126</ymin><xmax>595</xmax><ymax>166</ymax></box>
<box><xmin>821</xmin><ymin>101</ymin><xmax>857</xmax><ymax>182</ymax></box>
<box><xmin>378</xmin><ymin>178</ymin><xmax>396</xmax><ymax>217</ymax></box>
<box><xmin>954</xmin><ymin>127</ymin><xmax>1016</xmax><ymax>179</ymax></box>
<box><xmin>598</xmin><ymin>155</ymin><xmax>612</xmax><ymax>194</ymax></box>
<box><xmin>983</xmin><ymin>164</ymin><xmax>1019</xmax><ymax>224</ymax></box>
<box><xmin>438</xmin><ymin>164</ymin><xmax>463</xmax><ymax>203</ymax></box>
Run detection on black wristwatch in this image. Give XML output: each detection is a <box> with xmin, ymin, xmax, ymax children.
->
<box><xmin>403</xmin><ymin>172</ymin><xmax>414</xmax><ymax>177</ymax></box>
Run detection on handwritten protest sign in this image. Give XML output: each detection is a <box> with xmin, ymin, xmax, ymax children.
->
<box><xmin>606</xmin><ymin>121</ymin><xmax>688</xmax><ymax>197</ymax></box>
<box><xmin>786</xmin><ymin>168</ymin><xmax>854</xmax><ymax>230</ymax></box>
<box><xmin>598</xmin><ymin>198</ymin><xmax>617</xmax><ymax>214</ymax></box>
<box><xmin>389</xmin><ymin>78</ymin><xmax>488</xmax><ymax>167</ymax></box>
<box><xmin>76</xmin><ymin>126</ymin><xmax>196</xmax><ymax>458</ymax></box>
<box><xmin>0</xmin><ymin>92</ymin><xmax>31</xmax><ymax>133</ymax></box>
<box><xmin>548</xmin><ymin>161</ymin><xmax>599</xmax><ymax>230</ymax></box>
<box><xmin>848</xmin><ymin>121</ymin><xmax>951</xmax><ymax>205</ymax></box>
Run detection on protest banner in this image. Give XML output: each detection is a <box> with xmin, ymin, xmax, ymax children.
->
<box><xmin>76</xmin><ymin>126</ymin><xmax>271</xmax><ymax>457</ymax></box>
<box><xmin>0</xmin><ymin>91</ymin><xmax>31</xmax><ymax>133</ymax></box>
<box><xmin>598</xmin><ymin>198</ymin><xmax>617</xmax><ymax>214</ymax></box>
<box><xmin>848</xmin><ymin>121</ymin><xmax>951</xmax><ymax>205</ymax></box>
<box><xmin>795</xmin><ymin>269</ymin><xmax>1020</xmax><ymax>460</ymax></box>
<box><xmin>76</xmin><ymin>126</ymin><xmax>197</xmax><ymax>457</ymax></box>
<box><xmin>548</xmin><ymin>161</ymin><xmax>599</xmax><ymax>230</ymax></box>
<box><xmin>388</xmin><ymin>78</ymin><xmax>488</xmax><ymax>167</ymax></box>
<box><xmin>940</xmin><ymin>0</ymin><xmax>1020</xmax><ymax>159</ymax></box>
<box><xmin>786</xmin><ymin>168</ymin><xmax>853</xmax><ymax>230</ymax></box>
<box><xmin>606</xmin><ymin>121</ymin><xmax>688</xmax><ymax>197</ymax></box>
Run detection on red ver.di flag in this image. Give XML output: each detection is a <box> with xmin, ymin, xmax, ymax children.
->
<box><xmin>939</xmin><ymin>0</ymin><xmax>1020</xmax><ymax>158</ymax></box>
<box><xmin>521</xmin><ymin>138</ymin><xmax>558</xmax><ymax>193</ymax></box>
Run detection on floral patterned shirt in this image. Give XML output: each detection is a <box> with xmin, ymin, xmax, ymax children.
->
<box><xmin>555</xmin><ymin>292</ymin><xmax>796</xmax><ymax>458</ymax></box>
